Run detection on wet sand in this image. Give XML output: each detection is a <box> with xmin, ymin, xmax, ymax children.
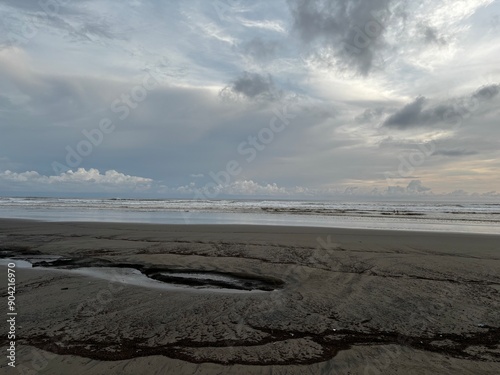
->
<box><xmin>0</xmin><ymin>219</ymin><xmax>499</xmax><ymax>374</ymax></box>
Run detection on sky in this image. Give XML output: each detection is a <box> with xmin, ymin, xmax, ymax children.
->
<box><xmin>1</xmin><ymin>0</ymin><xmax>499</xmax><ymax>199</ymax></box>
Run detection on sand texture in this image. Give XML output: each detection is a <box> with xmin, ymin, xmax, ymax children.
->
<box><xmin>0</xmin><ymin>219</ymin><xmax>499</xmax><ymax>374</ymax></box>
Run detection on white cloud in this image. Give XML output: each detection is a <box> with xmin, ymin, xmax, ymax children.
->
<box><xmin>2</xmin><ymin>168</ymin><xmax>498</xmax><ymax>199</ymax></box>
<box><xmin>0</xmin><ymin>168</ymin><xmax>152</xmax><ymax>191</ymax></box>
<box><xmin>172</xmin><ymin>179</ymin><xmax>291</xmax><ymax>196</ymax></box>
<box><xmin>167</xmin><ymin>179</ymin><xmax>432</xmax><ymax>198</ymax></box>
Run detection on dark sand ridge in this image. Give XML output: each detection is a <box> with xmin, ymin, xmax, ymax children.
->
<box><xmin>0</xmin><ymin>219</ymin><xmax>499</xmax><ymax>374</ymax></box>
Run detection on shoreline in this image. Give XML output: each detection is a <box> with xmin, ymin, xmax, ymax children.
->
<box><xmin>1</xmin><ymin>219</ymin><xmax>499</xmax><ymax>374</ymax></box>
<box><xmin>1</xmin><ymin>198</ymin><xmax>500</xmax><ymax>235</ymax></box>
<box><xmin>1</xmin><ymin>216</ymin><xmax>500</xmax><ymax>235</ymax></box>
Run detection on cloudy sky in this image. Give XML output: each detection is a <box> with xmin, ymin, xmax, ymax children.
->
<box><xmin>1</xmin><ymin>0</ymin><xmax>499</xmax><ymax>198</ymax></box>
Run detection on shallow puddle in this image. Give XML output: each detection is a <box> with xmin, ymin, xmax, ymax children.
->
<box><xmin>0</xmin><ymin>257</ymin><xmax>278</xmax><ymax>293</ymax></box>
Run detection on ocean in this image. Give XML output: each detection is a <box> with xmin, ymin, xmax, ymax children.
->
<box><xmin>0</xmin><ymin>197</ymin><xmax>499</xmax><ymax>234</ymax></box>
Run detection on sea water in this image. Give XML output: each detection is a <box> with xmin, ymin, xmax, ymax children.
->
<box><xmin>0</xmin><ymin>197</ymin><xmax>499</xmax><ymax>234</ymax></box>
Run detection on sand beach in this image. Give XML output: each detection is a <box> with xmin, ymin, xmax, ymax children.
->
<box><xmin>1</xmin><ymin>219</ymin><xmax>499</xmax><ymax>374</ymax></box>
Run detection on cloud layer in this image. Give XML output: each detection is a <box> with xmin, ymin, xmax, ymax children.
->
<box><xmin>1</xmin><ymin>0</ymin><xmax>499</xmax><ymax>198</ymax></box>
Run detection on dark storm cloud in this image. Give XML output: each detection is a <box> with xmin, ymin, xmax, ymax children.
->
<box><xmin>472</xmin><ymin>84</ymin><xmax>500</xmax><ymax>101</ymax></box>
<box><xmin>242</xmin><ymin>37</ymin><xmax>280</xmax><ymax>61</ymax></box>
<box><xmin>382</xmin><ymin>96</ymin><xmax>467</xmax><ymax>129</ymax></box>
<box><xmin>383</xmin><ymin>84</ymin><xmax>500</xmax><ymax>129</ymax></box>
<box><xmin>287</xmin><ymin>0</ymin><xmax>393</xmax><ymax>75</ymax></box>
<box><xmin>229</xmin><ymin>72</ymin><xmax>277</xmax><ymax>99</ymax></box>
<box><xmin>383</xmin><ymin>96</ymin><xmax>430</xmax><ymax>129</ymax></box>
<box><xmin>432</xmin><ymin>149</ymin><xmax>478</xmax><ymax>157</ymax></box>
